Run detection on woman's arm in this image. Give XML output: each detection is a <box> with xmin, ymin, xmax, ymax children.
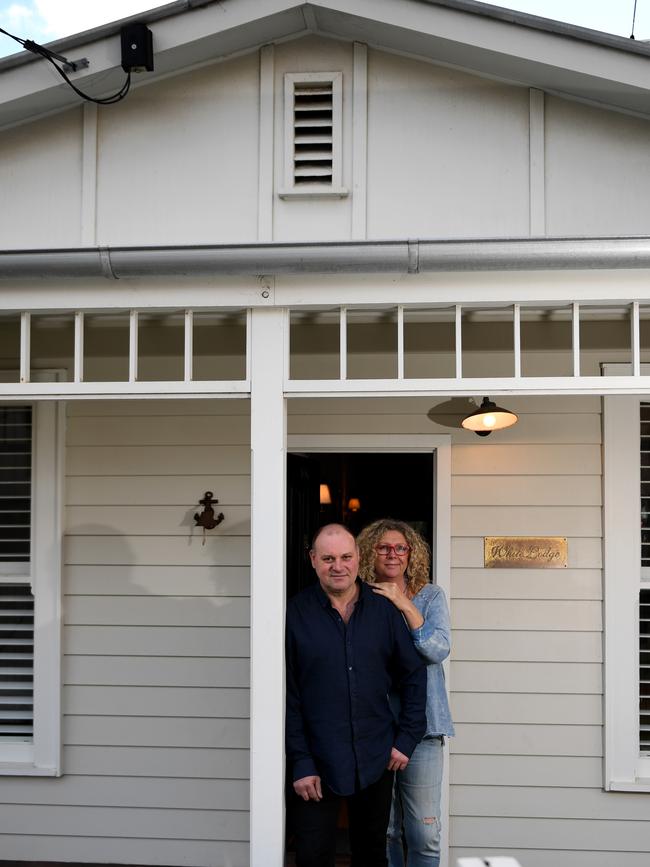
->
<box><xmin>410</xmin><ymin>587</ymin><xmax>451</xmax><ymax>664</ymax></box>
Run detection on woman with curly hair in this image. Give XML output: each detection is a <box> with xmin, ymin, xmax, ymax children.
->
<box><xmin>357</xmin><ymin>518</ymin><xmax>454</xmax><ymax>867</ymax></box>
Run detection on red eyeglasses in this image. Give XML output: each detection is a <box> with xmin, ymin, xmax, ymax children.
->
<box><xmin>375</xmin><ymin>544</ymin><xmax>410</xmax><ymax>557</ymax></box>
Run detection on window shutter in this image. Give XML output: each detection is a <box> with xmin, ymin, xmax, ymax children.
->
<box><xmin>0</xmin><ymin>406</ymin><xmax>31</xmax><ymax>566</ymax></box>
<box><xmin>0</xmin><ymin>584</ymin><xmax>34</xmax><ymax>742</ymax></box>
<box><xmin>641</xmin><ymin>405</ymin><xmax>650</xmax><ymax>754</ymax></box>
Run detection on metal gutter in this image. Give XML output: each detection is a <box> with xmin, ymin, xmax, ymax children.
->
<box><xmin>0</xmin><ymin>0</ymin><xmax>648</xmax><ymax>75</ymax></box>
<box><xmin>3</xmin><ymin>237</ymin><xmax>650</xmax><ymax>279</ymax></box>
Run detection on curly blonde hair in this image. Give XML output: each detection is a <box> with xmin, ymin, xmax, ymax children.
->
<box><xmin>357</xmin><ymin>518</ymin><xmax>431</xmax><ymax>596</ymax></box>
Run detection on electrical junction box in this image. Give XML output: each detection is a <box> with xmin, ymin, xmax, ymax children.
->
<box><xmin>120</xmin><ymin>23</ymin><xmax>154</xmax><ymax>73</ymax></box>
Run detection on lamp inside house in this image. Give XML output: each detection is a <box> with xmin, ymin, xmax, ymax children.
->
<box><xmin>461</xmin><ymin>396</ymin><xmax>518</xmax><ymax>437</ymax></box>
<box><xmin>319</xmin><ymin>484</ymin><xmax>332</xmax><ymax>505</ymax></box>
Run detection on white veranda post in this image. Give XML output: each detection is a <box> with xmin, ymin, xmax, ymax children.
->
<box><xmin>249</xmin><ymin>307</ymin><xmax>287</xmax><ymax>867</ymax></box>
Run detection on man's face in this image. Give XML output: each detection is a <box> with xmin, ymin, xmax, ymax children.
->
<box><xmin>310</xmin><ymin>529</ymin><xmax>359</xmax><ymax>596</ymax></box>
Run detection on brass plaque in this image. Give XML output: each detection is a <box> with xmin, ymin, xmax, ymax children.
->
<box><xmin>484</xmin><ymin>536</ymin><xmax>567</xmax><ymax>569</ymax></box>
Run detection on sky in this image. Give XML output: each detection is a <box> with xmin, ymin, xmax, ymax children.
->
<box><xmin>0</xmin><ymin>0</ymin><xmax>649</xmax><ymax>59</ymax></box>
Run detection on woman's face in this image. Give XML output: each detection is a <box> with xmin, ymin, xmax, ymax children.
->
<box><xmin>373</xmin><ymin>529</ymin><xmax>410</xmax><ymax>585</ymax></box>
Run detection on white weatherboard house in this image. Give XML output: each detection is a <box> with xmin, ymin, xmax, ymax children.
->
<box><xmin>2</xmin><ymin>0</ymin><xmax>650</xmax><ymax>864</ymax></box>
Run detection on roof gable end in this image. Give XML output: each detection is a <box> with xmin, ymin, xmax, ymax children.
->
<box><xmin>1</xmin><ymin>0</ymin><xmax>650</xmax><ymax>129</ymax></box>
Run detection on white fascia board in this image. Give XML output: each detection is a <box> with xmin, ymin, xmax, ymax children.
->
<box><xmin>311</xmin><ymin>1</ymin><xmax>650</xmax><ymax>117</ymax></box>
<box><xmin>5</xmin><ymin>267</ymin><xmax>650</xmax><ymax>311</ymax></box>
<box><xmin>2</xmin><ymin>0</ymin><xmax>650</xmax><ymax>128</ymax></box>
<box><xmin>274</xmin><ymin>268</ymin><xmax>650</xmax><ymax>308</ymax></box>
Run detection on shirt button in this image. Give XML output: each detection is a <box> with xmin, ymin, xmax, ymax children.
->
<box><xmin>349</xmin><ymin>666</ymin><xmax>352</xmax><ymax>671</ymax></box>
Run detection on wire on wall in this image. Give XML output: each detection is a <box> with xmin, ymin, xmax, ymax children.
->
<box><xmin>0</xmin><ymin>26</ymin><xmax>131</xmax><ymax>104</ymax></box>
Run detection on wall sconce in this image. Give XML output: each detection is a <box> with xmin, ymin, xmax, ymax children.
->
<box><xmin>347</xmin><ymin>497</ymin><xmax>361</xmax><ymax>512</ymax></box>
<box><xmin>461</xmin><ymin>396</ymin><xmax>518</xmax><ymax>437</ymax></box>
<box><xmin>319</xmin><ymin>484</ymin><xmax>332</xmax><ymax>505</ymax></box>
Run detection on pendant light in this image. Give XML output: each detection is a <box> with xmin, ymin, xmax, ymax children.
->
<box><xmin>461</xmin><ymin>396</ymin><xmax>518</xmax><ymax>437</ymax></box>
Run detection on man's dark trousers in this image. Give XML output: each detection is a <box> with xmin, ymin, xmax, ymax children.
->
<box><xmin>290</xmin><ymin>769</ymin><xmax>394</xmax><ymax>867</ymax></box>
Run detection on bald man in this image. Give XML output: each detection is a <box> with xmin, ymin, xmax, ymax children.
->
<box><xmin>286</xmin><ymin>524</ymin><xmax>426</xmax><ymax>867</ymax></box>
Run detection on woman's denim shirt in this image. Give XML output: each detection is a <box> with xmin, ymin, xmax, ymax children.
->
<box><xmin>410</xmin><ymin>582</ymin><xmax>455</xmax><ymax>737</ymax></box>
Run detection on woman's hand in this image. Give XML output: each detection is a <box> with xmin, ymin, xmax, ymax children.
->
<box><xmin>371</xmin><ymin>583</ymin><xmax>424</xmax><ymax>629</ymax></box>
<box><xmin>371</xmin><ymin>581</ymin><xmax>408</xmax><ymax>609</ymax></box>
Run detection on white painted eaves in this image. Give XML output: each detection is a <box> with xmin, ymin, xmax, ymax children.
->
<box><xmin>1</xmin><ymin>0</ymin><xmax>650</xmax><ymax>129</ymax></box>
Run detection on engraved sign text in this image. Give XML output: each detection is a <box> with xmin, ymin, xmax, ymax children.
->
<box><xmin>484</xmin><ymin>536</ymin><xmax>567</xmax><ymax>569</ymax></box>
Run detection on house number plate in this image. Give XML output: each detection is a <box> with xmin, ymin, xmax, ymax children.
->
<box><xmin>484</xmin><ymin>536</ymin><xmax>568</xmax><ymax>568</ymax></box>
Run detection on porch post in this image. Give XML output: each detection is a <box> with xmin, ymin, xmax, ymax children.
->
<box><xmin>249</xmin><ymin>307</ymin><xmax>287</xmax><ymax>867</ymax></box>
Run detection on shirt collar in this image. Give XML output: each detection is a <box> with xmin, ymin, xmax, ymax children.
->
<box><xmin>314</xmin><ymin>577</ymin><xmax>365</xmax><ymax>608</ymax></box>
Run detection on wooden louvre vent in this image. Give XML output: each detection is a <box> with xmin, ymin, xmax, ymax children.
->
<box><xmin>293</xmin><ymin>79</ymin><xmax>334</xmax><ymax>186</ymax></box>
<box><xmin>282</xmin><ymin>72</ymin><xmax>345</xmax><ymax>197</ymax></box>
<box><xmin>0</xmin><ymin>584</ymin><xmax>34</xmax><ymax>742</ymax></box>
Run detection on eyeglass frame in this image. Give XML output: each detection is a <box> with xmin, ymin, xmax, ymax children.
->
<box><xmin>374</xmin><ymin>543</ymin><xmax>411</xmax><ymax>557</ymax></box>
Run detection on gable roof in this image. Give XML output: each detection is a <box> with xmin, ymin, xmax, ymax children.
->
<box><xmin>1</xmin><ymin>0</ymin><xmax>650</xmax><ymax>129</ymax></box>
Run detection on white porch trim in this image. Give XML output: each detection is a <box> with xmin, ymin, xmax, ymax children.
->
<box><xmin>249</xmin><ymin>307</ymin><xmax>287</xmax><ymax>867</ymax></box>
<box><xmin>286</xmin><ymin>432</ymin><xmax>452</xmax><ymax>867</ymax></box>
<box><xmin>284</xmin><ymin>376</ymin><xmax>650</xmax><ymax>397</ymax></box>
<box><xmin>603</xmin><ymin>364</ymin><xmax>650</xmax><ymax>790</ymax></box>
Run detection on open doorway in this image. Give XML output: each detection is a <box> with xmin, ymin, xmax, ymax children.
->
<box><xmin>286</xmin><ymin>451</ymin><xmax>434</xmax><ymax>595</ymax></box>
<box><xmin>285</xmin><ymin>450</ymin><xmax>436</xmax><ymax>864</ymax></box>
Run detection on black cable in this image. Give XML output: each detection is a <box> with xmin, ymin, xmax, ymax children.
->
<box><xmin>631</xmin><ymin>0</ymin><xmax>639</xmax><ymax>38</ymax></box>
<box><xmin>0</xmin><ymin>25</ymin><xmax>131</xmax><ymax>105</ymax></box>
<box><xmin>0</xmin><ymin>25</ymin><xmax>27</xmax><ymax>49</ymax></box>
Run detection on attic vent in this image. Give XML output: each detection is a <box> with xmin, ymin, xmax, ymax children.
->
<box><xmin>293</xmin><ymin>81</ymin><xmax>334</xmax><ymax>185</ymax></box>
<box><xmin>281</xmin><ymin>72</ymin><xmax>347</xmax><ymax>199</ymax></box>
<box><xmin>0</xmin><ymin>584</ymin><xmax>34</xmax><ymax>742</ymax></box>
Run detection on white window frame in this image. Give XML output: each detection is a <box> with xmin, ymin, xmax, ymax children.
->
<box><xmin>286</xmin><ymin>432</ymin><xmax>451</xmax><ymax>867</ymax></box>
<box><xmin>0</xmin><ymin>397</ymin><xmax>63</xmax><ymax>775</ymax></box>
<box><xmin>279</xmin><ymin>71</ymin><xmax>348</xmax><ymax>199</ymax></box>
<box><xmin>603</xmin><ymin>363</ymin><xmax>650</xmax><ymax>790</ymax></box>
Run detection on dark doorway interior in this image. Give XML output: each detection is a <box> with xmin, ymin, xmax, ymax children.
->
<box><xmin>287</xmin><ymin>452</ymin><xmax>434</xmax><ymax>598</ymax></box>
<box><xmin>285</xmin><ymin>450</ymin><xmax>435</xmax><ymax>864</ymax></box>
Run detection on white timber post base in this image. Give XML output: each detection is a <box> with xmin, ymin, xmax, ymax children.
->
<box><xmin>249</xmin><ymin>307</ymin><xmax>287</xmax><ymax>867</ymax></box>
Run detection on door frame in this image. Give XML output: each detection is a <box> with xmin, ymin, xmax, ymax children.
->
<box><xmin>287</xmin><ymin>433</ymin><xmax>452</xmax><ymax>867</ymax></box>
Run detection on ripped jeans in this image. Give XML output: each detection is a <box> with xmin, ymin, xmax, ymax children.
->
<box><xmin>387</xmin><ymin>735</ymin><xmax>443</xmax><ymax>867</ymax></box>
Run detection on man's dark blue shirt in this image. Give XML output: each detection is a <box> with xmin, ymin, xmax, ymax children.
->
<box><xmin>286</xmin><ymin>579</ymin><xmax>427</xmax><ymax>796</ymax></box>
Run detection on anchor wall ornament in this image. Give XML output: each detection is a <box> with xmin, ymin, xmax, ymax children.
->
<box><xmin>194</xmin><ymin>491</ymin><xmax>225</xmax><ymax>544</ymax></box>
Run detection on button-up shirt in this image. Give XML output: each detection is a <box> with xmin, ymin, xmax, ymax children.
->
<box><xmin>286</xmin><ymin>579</ymin><xmax>427</xmax><ymax>796</ymax></box>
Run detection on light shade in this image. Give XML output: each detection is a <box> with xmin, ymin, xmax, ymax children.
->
<box><xmin>461</xmin><ymin>396</ymin><xmax>518</xmax><ymax>437</ymax></box>
<box><xmin>348</xmin><ymin>497</ymin><xmax>361</xmax><ymax>512</ymax></box>
<box><xmin>319</xmin><ymin>484</ymin><xmax>332</xmax><ymax>505</ymax></box>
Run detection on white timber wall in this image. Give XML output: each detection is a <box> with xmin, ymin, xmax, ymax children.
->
<box><xmin>286</xmin><ymin>393</ymin><xmax>649</xmax><ymax>867</ymax></box>
<box><xmin>0</xmin><ymin>399</ymin><xmax>251</xmax><ymax>866</ymax></box>
<box><xmin>3</xmin><ymin>39</ymin><xmax>650</xmax><ymax>247</ymax></box>
<box><xmin>365</xmin><ymin>49</ymin><xmax>530</xmax><ymax>239</ymax></box>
